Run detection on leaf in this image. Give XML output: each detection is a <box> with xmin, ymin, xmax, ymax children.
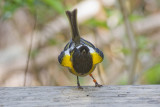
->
<box><xmin>137</xmin><ymin>36</ymin><xmax>149</xmax><ymax>49</ymax></box>
<box><xmin>121</xmin><ymin>48</ymin><xmax>131</xmax><ymax>55</ymax></box>
<box><xmin>85</xmin><ymin>18</ymin><xmax>108</xmax><ymax>28</ymax></box>
<box><xmin>41</xmin><ymin>0</ymin><xmax>64</xmax><ymax>14</ymax></box>
<box><xmin>31</xmin><ymin>49</ymin><xmax>39</xmax><ymax>58</ymax></box>
<box><xmin>48</xmin><ymin>38</ymin><xmax>57</xmax><ymax>46</ymax></box>
<box><xmin>129</xmin><ymin>14</ymin><xmax>143</xmax><ymax>22</ymax></box>
<box><xmin>144</xmin><ymin>63</ymin><xmax>160</xmax><ymax>84</ymax></box>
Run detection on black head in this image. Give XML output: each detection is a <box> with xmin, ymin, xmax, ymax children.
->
<box><xmin>72</xmin><ymin>46</ymin><xmax>92</xmax><ymax>75</ymax></box>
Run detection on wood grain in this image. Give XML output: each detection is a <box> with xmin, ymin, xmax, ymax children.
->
<box><xmin>0</xmin><ymin>85</ymin><xmax>160</xmax><ymax>107</ymax></box>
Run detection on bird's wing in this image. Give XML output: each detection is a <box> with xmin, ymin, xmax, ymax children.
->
<box><xmin>58</xmin><ymin>50</ymin><xmax>73</xmax><ymax>68</ymax></box>
<box><xmin>64</xmin><ymin>41</ymin><xmax>71</xmax><ymax>50</ymax></box>
<box><xmin>81</xmin><ymin>38</ymin><xmax>95</xmax><ymax>49</ymax></box>
<box><xmin>91</xmin><ymin>48</ymin><xmax>104</xmax><ymax>65</ymax></box>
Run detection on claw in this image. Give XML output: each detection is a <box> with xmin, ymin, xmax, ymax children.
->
<box><xmin>78</xmin><ymin>86</ymin><xmax>83</xmax><ymax>89</ymax></box>
<box><xmin>77</xmin><ymin>76</ymin><xmax>83</xmax><ymax>89</ymax></box>
<box><xmin>95</xmin><ymin>83</ymin><xmax>103</xmax><ymax>87</ymax></box>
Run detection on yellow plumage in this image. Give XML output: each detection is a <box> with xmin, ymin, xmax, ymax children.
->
<box><xmin>61</xmin><ymin>52</ymin><xmax>103</xmax><ymax>76</ymax></box>
<box><xmin>58</xmin><ymin>9</ymin><xmax>104</xmax><ymax>88</ymax></box>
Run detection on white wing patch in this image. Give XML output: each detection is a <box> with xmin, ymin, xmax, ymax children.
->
<box><xmin>88</xmin><ymin>46</ymin><xmax>95</xmax><ymax>53</ymax></box>
<box><xmin>64</xmin><ymin>49</ymin><xmax>70</xmax><ymax>55</ymax></box>
<box><xmin>77</xmin><ymin>44</ymin><xmax>95</xmax><ymax>53</ymax></box>
<box><xmin>64</xmin><ymin>44</ymin><xmax>95</xmax><ymax>56</ymax></box>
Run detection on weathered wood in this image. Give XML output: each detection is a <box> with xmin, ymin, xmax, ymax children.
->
<box><xmin>0</xmin><ymin>85</ymin><xmax>160</xmax><ymax>107</ymax></box>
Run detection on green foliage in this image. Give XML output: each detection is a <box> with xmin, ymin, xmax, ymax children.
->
<box><xmin>105</xmin><ymin>8</ymin><xmax>123</xmax><ymax>27</ymax></box>
<box><xmin>41</xmin><ymin>0</ymin><xmax>64</xmax><ymax>14</ymax></box>
<box><xmin>31</xmin><ymin>49</ymin><xmax>39</xmax><ymax>59</ymax></box>
<box><xmin>48</xmin><ymin>38</ymin><xmax>57</xmax><ymax>46</ymax></box>
<box><xmin>137</xmin><ymin>36</ymin><xmax>150</xmax><ymax>57</ymax></box>
<box><xmin>144</xmin><ymin>63</ymin><xmax>160</xmax><ymax>84</ymax></box>
<box><xmin>105</xmin><ymin>8</ymin><xmax>144</xmax><ymax>28</ymax></box>
<box><xmin>129</xmin><ymin>14</ymin><xmax>143</xmax><ymax>22</ymax></box>
<box><xmin>1</xmin><ymin>0</ymin><xmax>65</xmax><ymax>20</ymax></box>
<box><xmin>105</xmin><ymin>8</ymin><xmax>120</xmax><ymax>17</ymax></box>
<box><xmin>2</xmin><ymin>0</ymin><xmax>23</xmax><ymax>19</ymax></box>
<box><xmin>137</xmin><ymin>36</ymin><xmax>149</xmax><ymax>50</ymax></box>
<box><xmin>1</xmin><ymin>0</ymin><xmax>35</xmax><ymax>19</ymax></box>
<box><xmin>121</xmin><ymin>36</ymin><xmax>149</xmax><ymax>55</ymax></box>
<box><xmin>121</xmin><ymin>48</ymin><xmax>131</xmax><ymax>55</ymax></box>
<box><xmin>85</xmin><ymin>18</ymin><xmax>108</xmax><ymax>28</ymax></box>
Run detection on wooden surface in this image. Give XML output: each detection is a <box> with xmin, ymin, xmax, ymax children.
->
<box><xmin>0</xmin><ymin>85</ymin><xmax>160</xmax><ymax>107</ymax></box>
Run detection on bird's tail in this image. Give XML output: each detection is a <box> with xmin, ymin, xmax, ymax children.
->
<box><xmin>66</xmin><ymin>9</ymin><xmax>80</xmax><ymax>44</ymax></box>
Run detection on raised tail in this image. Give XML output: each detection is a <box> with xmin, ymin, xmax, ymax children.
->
<box><xmin>66</xmin><ymin>9</ymin><xmax>80</xmax><ymax>44</ymax></box>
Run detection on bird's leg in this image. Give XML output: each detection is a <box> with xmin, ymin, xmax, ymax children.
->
<box><xmin>77</xmin><ymin>76</ymin><xmax>83</xmax><ymax>89</ymax></box>
<box><xmin>89</xmin><ymin>74</ymin><xmax>102</xmax><ymax>87</ymax></box>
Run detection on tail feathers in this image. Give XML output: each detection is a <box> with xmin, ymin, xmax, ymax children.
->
<box><xmin>66</xmin><ymin>9</ymin><xmax>80</xmax><ymax>44</ymax></box>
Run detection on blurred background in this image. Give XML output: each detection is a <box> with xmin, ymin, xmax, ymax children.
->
<box><xmin>0</xmin><ymin>0</ymin><xmax>160</xmax><ymax>87</ymax></box>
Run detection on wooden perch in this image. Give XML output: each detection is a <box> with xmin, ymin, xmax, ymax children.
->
<box><xmin>0</xmin><ymin>85</ymin><xmax>160</xmax><ymax>106</ymax></box>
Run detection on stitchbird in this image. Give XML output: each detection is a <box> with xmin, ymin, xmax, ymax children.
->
<box><xmin>58</xmin><ymin>9</ymin><xmax>104</xmax><ymax>89</ymax></box>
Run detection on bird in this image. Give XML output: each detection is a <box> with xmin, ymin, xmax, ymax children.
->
<box><xmin>58</xmin><ymin>9</ymin><xmax>104</xmax><ymax>89</ymax></box>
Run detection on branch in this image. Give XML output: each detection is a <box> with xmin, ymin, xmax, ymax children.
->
<box><xmin>118</xmin><ymin>0</ymin><xmax>138</xmax><ymax>84</ymax></box>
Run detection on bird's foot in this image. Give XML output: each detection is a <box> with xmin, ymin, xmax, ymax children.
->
<box><xmin>95</xmin><ymin>83</ymin><xmax>103</xmax><ymax>87</ymax></box>
<box><xmin>77</xmin><ymin>86</ymin><xmax>83</xmax><ymax>89</ymax></box>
